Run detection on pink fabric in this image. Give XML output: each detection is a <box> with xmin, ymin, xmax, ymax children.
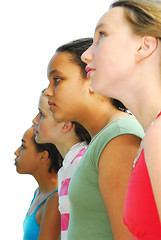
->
<box><xmin>61</xmin><ymin>213</ymin><xmax>70</xmax><ymax>231</ymax></box>
<box><xmin>70</xmin><ymin>148</ymin><xmax>86</xmax><ymax>164</ymax></box>
<box><xmin>59</xmin><ymin>178</ymin><xmax>71</xmax><ymax>197</ymax></box>
<box><xmin>58</xmin><ymin>144</ymin><xmax>87</xmax><ymax>240</ymax></box>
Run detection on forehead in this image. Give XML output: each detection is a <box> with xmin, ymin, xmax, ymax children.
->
<box><xmin>23</xmin><ymin>128</ymin><xmax>34</xmax><ymax>143</ymax></box>
<box><xmin>39</xmin><ymin>94</ymin><xmax>48</xmax><ymax>108</ymax></box>
<box><xmin>47</xmin><ymin>52</ymin><xmax>74</xmax><ymax>77</ymax></box>
<box><xmin>95</xmin><ymin>7</ymin><xmax>126</xmax><ymax>32</ymax></box>
<box><xmin>39</xmin><ymin>95</ymin><xmax>50</xmax><ymax>113</ymax></box>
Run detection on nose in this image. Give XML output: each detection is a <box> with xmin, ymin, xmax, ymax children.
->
<box><xmin>14</xmin><ymin>146</ymin><xmax>20</xmax><ymax>157</ymax></box>
<box><xmin>81</xmin><ymin>45</ymin><xmax>94</xmax><ymax>64</ymax></box>
<box><xmin>44</xmin><ymin>82</ymin><xmax>54</xmax><ymax>97</ymax></box>
<box><xmin>32</xmin><ymin>113</ymin><xmax>40</xmax><ymax>126</ymax></box>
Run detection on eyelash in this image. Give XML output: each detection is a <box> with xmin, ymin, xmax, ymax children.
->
<box><xmin>53</xmin><ymin>76</ymin><xmax>61</xmax><ymax>86</ymax></box>
<box><xmin>21</xmin><ymin>144</ymin><xmax>24</xmax><ymax>149</ymax></box>
<box><xmin>39</xmin><ymin>111</ymin><xmax>45</xmax><ymax>118</ymax></box>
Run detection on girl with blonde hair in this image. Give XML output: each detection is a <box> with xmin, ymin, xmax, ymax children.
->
<box><xmin>82</xmin><ymin>0</ymin><xmax>161</xmax><ymax>238</ymax></box>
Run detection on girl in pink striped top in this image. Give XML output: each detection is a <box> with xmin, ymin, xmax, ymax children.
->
<box><xmin>33</xmin><ymin>91</ymin><xmax>91</xmax><ymax>240</ymax></box>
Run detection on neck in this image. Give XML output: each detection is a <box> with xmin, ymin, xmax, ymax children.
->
<box><xmin>54</xmin><ymin>138</ymin><xmax>80</xmax><ymax>158</ymax></box>
<box><xmin>125</xmin><ymin>94</ymin><xmax>161</xmax><ymax>131</ymax></box>
<box><xmin>34</xmin><ymin>171</ymin><xmax>58</xmax><ymax>194</ymax></box>
<box><xmin>78</xmin><ymin>100</ymin><xmax>127</xmax><ymax>138</ymax></box>
<box><xmin>118</xmin><ymin>70</ymin><xmax>161</xmax><ymax>131</ymax></box>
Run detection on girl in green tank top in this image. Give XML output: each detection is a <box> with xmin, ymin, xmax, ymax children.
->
<box><xmin>44</xmin><ymin>38</ymin><xmax>144</xmax><ymax>239</ymax></box>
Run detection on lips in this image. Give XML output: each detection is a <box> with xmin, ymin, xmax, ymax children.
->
<box><xmin>85</xmin><ymin>66</ymin><xmax>96</xmax><ymax>79</ymax></box>
<box><xmin>14</xmin><ymin>159</ymin><xmax>18</xmax><ymax>166</ymax></box>
<box><xmin>48</xmin><ymin>100</ymin><xmax>55</xmax><ymax>110</ymax></box>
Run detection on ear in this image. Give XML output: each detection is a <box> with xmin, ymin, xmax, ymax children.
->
<box><xmin>85</xmin><ymin>79</ymin><xmax>94</xmax><ymax>94</ymax></box>
<box><xmin>62</xmin><ymin>121</ymin><xmax>73</xmax><ymax>133</ymax></box>
<box><xmin>136</xmin><ymin>36</ymin><xmax>158</xmax><ymax>62</ymax></box>
<box><xmin>40</xmin><ymin>151</ymin><xmax>49</xmax><ymax>162</ymax></box>
<box><xmin>89</xmin><ymin>85</ymin><xmax>95</xmax><ymax>94</ymax></box>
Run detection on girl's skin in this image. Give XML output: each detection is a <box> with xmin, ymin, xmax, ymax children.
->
<box><xmin>44</xmin><ymin>50</ymin><xmax>143</xmax><ymax>239</ymax></box>
<box><xmin>14</xmin><ymin>126</ymin><xmax>61</xmax><ymax>240</ymax></box>
<box><xmin>82</xmin><ymin>6</ymin><xmax>161</xmax><ymax>220</ymax></box>
<box><xmin>33</xmin><ymin>91</ymin><xmax>90</xmax><ymax>240</ymax></box>
<box><xmin>32</xmin><ymin>93</ymin><xmax>82</xmax><ymax>158</ymax></box>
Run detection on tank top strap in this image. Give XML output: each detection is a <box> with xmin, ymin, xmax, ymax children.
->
<box><xmin>34</xmin><ymin>189</ymin><xmax>58</xmax><ymax>213</ymax></box>
<box><xmin>32</xmin><ymin>189</ymin><xmax>39</xmax><ymax>203</ymax></box>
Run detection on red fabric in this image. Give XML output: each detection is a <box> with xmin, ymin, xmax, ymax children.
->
<box><xmin>157</xmin><ymin>111</ymin><xmax>161</xmax><ymax>118</ymax></box>
<box><xmin>123</xmin><ymin>150</ymin><xmax>161</xmax><ymax>239</ymax></box>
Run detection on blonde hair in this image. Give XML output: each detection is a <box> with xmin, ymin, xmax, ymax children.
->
<box><xmin>111</xmin><ymin>0</ymin><xmax>161</xmax><ymax>39</ymax></box>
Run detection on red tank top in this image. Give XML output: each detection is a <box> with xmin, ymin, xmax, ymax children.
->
<box><xmin>123</xmin><ymin>112</ymin><xmax>161</xmax><ymax>239</ymax></box>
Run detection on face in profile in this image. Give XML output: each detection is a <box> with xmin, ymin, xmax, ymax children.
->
<box><xmin>14</xmin><ymin>127</ymin><xmax>42</xmax><ymax>174</ymax></box>
<box><xmin>45</xmin><ymin>52</ymin><xmax>89</xmax><ymax>122</ymax></box>
<box><xmin>82</xmin><ymin>7</ymin><xmax>137</xmax><ymax>99</ymax></box>
<box><xmin>32</xmin><ymin>94</ymin><xmax>64</xmax><ymax>144</ymax></box>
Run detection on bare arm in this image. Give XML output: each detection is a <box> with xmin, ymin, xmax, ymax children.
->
<box><xmin>98</xmin><ymin>134</ymin><xmax>141</xmax><ymax>240</ymax></box>
<box><xmin>38</xmin><ymin>193</ymin><xmax>61</xmax><ymax>240</ymax></box>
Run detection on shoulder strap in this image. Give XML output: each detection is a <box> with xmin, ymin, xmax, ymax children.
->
<box><xmin>26</xmin><ymin>189</ymin><xmax>39</xmax><ymax>216</ymax></box>
<box><xmin>34</xmin><ymin>189</ymin><xmax>58</xmax><ymax>213</ymax></box>
<box><xmin>30</xmin><ymin>189</ymin><xmax>39</xmax><ymax>207</ymax></box>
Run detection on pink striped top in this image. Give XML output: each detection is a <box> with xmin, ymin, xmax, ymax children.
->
<box><xmin>58</xmin><ymin>142</ymin><xmax>88</xmax><ymax>240</ymax></box>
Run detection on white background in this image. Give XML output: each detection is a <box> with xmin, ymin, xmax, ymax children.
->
<box><xmin>0</xmin><ymin>0</ymin><xmax>112</xmax><ymax>238</ymax></box>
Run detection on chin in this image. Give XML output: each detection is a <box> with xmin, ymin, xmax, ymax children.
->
<box><xmin>35</xmin><ymin>135</ymin><xmax>43</xmax><ymax>144</ymax></box>
<box><xmin>92</xmin><ymin>79</ymin><xmax>108</xmax><ymax>97</ymax></box>
<box><xmin>92</xmin><ymin>80</ymin><xmax>102</xmax><ymax>95</ymax></box>
<box><xmin>16</xmin><ymin>168</ymin><xmax>24</xmax><ymax>174</ymax></box>
<box><xmin>36</xmin><ymin>136</ymin><xmax>49</xmax><ymax>144</ymax></box>
<box><xmin>53</xmin><ymin>111</ymin><xmax>66</xmax><ymax>122</ymax></box>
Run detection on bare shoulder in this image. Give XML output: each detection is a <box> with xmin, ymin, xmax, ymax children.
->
<box><xmin>44</xmin><ymin>191</ymin><xmax>59</xmax><ymax>211</ymax></box>
<box><xmin>98</xmin><ymin>133</ymin><xmax>142</xmax><ymax>176</ymax></box>
<box><xmin>98</xmin><ymin>134</ymin><xmax>139</xmax><ymax>239</ymax></box>
<box><xmin>38</xmin><ymin>191</ymin><xmax>60</xmax><ymax>240</ymax></box>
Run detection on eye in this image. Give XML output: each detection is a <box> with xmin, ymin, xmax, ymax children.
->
<box><xmin>39</xmin><ymin>111</ymin><xmax>45</xmax><ymax>118</ymax></box>
<box><xmin>21</xmin><ymin>144</ymin><xmax>25</xmax><ymax>149</ymax></box>
<box><xmin>53</xmin><ymin>76</ymin><xmax>61</xmax><ymax>86</ymax></box>
<box><xmin>99</xmin><ymin>32</ymin><xmax>106</xmax><ymax>40</ymax></box>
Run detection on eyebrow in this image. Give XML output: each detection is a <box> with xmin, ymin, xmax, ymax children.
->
<box><xmin>48</xmin><ymin>69</ymin><xmax>64</xmax><ymax>78</ymax></box>
<box><xmin>94</xmin><ymin>23</ymin><xmax>107</xmax><ymax>34</ymax></box>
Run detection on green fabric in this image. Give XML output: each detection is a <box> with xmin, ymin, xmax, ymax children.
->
<box><xmin>67</xmin><ymin>117</ymin><xmax>144</xmax><ymax>240</ymax></box>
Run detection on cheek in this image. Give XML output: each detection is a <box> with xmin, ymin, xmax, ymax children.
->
<box><xmin>16</xmin><ymin>156</ymin><xmax>25</xmax><ymax>173</ymax></box>
<box><xmin>39</xmin><ymin>120</ymin><xmax>57</xmax><ymax>142</ymax></box>
<box><xmin>39</xmin><ymin>121</ymin><xmax>50</xmax><ymax>139</ymax></box>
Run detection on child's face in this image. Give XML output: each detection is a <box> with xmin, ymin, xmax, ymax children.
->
<box><xmin>32</xmin><ymin>94</ymin><xmax>64</xmax><ymax>144</ymax></box>
<box><xmin>81</xmin><ymin>7</ymin><xmax>137</xmax><ymax>100</ymax></box>
<box><xmin>45</xmin><ymin>52</ymin><xmax>90</xmax><ymax>122</ymax></box>
<box><xmin>14</xmin><ymin>127</ymin><xmax>41</xmax><ymax>174</ymax></box>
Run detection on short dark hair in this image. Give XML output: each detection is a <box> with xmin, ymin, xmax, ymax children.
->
<box><xmin>32</xmin><ymin>135</ymin><xmax>63</xmax><ymax>173</ymax></box>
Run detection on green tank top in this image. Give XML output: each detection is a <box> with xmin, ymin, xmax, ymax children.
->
<box><xmin>67</xmin><ymin>117</ymin><xmax>144</xmax><ymax>240</ymax></box>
